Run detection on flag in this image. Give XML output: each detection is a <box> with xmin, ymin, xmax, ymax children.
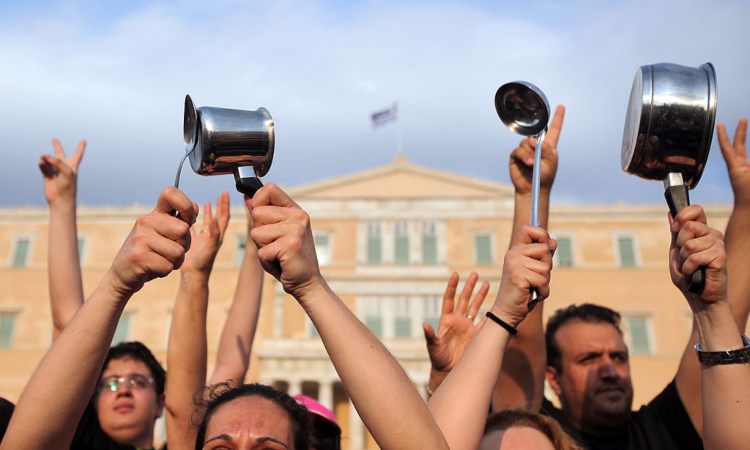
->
<box><xmin>371</xmin><ymin>103</ymin><xmax>398</xmax><ymax>127</ymax></box>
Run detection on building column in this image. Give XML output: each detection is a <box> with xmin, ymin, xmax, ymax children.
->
<box><xmin>349</xmin><ymin>401</ymin><xmax>365</xmax><ymax>450</ymax></box>
<box><xmin>318</xmin><ymin>380</ymin><xmax>333</xmax><ymax>411</ymax></box>
<box><xmin>289</xmin><ymin>379</ymin><xmax>302</xmax><ymax>396</ymax></box>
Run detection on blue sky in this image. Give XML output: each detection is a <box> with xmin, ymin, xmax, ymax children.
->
<box><xmin>1</xmin><ymin>0</ymin><xmax>748</xmax><ymax>207</ymax></box>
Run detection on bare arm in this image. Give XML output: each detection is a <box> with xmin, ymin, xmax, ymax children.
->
<box><xmin>249</xmin><ymin>184</ymin><xmax>448</xmax><ymax>450</ymax></box>
<box><xmin>208</xmin><ymin>206</ymin><xmax>264</xmax><ymax>387</ymax></box>
<box><xmin>674</xmin><ymin>119</ymin><xmax>749</xmax><ymax>435</ymax></box>
<box><xmin>39</xmin><ymin>139</ymin><xmax>86</xmax><ymax>340</ymax></box>
<box><xmin>1</xmin><ymin>188</ymin><xmax>196</xmax><ymax>450</ymax></box>
<box><xmin>430</xmin><ymin>226</ymin><xmax>555</xmax><ymax>450</ymax></box>
<box><xmin>669</xmin><ymin>205</ymin><xmax>749</xmax><ymax>449</ymax></box>
<box><xmin>166</xmin><ymin>193</ymin><xmax>229</xmax><ymax>450</ymax></box>
<box><xmin>493</xmin><ymin>105</ymin><xmax>565</xmax><ymax>412</ymax></box>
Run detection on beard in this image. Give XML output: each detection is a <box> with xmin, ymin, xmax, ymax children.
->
<box><xmin>580</xmin><ymin>379</ymin><xmax>634</xmax><ymax>432</ymax></box>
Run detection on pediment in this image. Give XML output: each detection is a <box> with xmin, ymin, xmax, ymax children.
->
<box><xmin>288</xmin><ymin>155</ymin><xmax>513</xmax><ymax>200</ymax></box>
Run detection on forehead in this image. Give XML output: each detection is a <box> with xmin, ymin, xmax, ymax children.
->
<box><xmin>102</xmin><ymin>357</ymin><xmax>151</xmax><ymax>378</ymax></box>
<box><xmin>205</xmin><ymin>396</ymin><xmax>293</xmax><ymax>445</ymax></box>
<box><xmin>553</xmin><ymin>320</ymin><xmax>626</xmax><ymax>355</ymax></box>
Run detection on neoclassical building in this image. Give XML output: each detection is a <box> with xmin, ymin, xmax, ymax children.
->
<box><xmin>0</xmin><ymin>155</ymin><xmax>738</xmax><ymax>449</ymax></box>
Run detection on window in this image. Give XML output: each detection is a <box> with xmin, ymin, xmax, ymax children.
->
<box><xmin>77</xmin><ymin>236</ymin><xmax>88</xmax><ymax>265</ymax></box>
<box><xmin>555</xmin><ymin>236</ymin><xmax>574</xmax><ymax>267</ymax></box>
<box><xmin>315</xmin><ymin>234</ymin><xmax>331</xmax><ymax>266</ymax></box>
<box><xmin>363</xmin><ymin>298</ymin><xmax>383</xmax><ymax>337</ymax></box>
<box><xmin>11</xmin><ymin>236</ymin><xmax>32</xmax><ymax>267</ymax></box>
<box><xmin>236</xmin><ymin>234</ymin><xmax>247</xmax><ymax>267</ymax></box>
<box><xmin>617</xmin><ymin>235</ymin><xmax>637</xmax><ymax>267</ymax></box>
<box><xmin>0</xmin><ymin>313</ymin><xmax>18</xmax><ymax>348</ymax></box>
<box><xmin>394</xmin><ymin>297</ymin><xmax>411</xmax><ymax>338</ymax></box>
<box><xmin>423</xmin><ymin>296</ymin><xmax>441</xmax><ymax>332</ymax></box>
<box><xmin>112</xmin><ymin>312</ymin><xmax>133</xmax><ymax>345</ymax></box>
<box><xmin>394</xmin><ymin>222</ymin><xmax>409</xmax><ymax>264</ymax></box>
<box><xmin>367</xmin><ymin>222</ymin><xmax>382</xmax><ymax>265</ymax></box>
<box><xmin>422</xmin><ymin>222</ymin><xmax>437</xmax><ymax>265</ymax></box>
<box><xmin>474</xmin><ymin>234</ymin><xmax>493</xmax><ymax>265</ymax></box>
<box><xmin>307</xmin><ymin>317</ymin><xmax>320</xmax><ymax>338</ymax></box>
<box><xmin>624</xmin><ymin>316</ymin><xmax>652</xmax><ymax>355</ymax></box>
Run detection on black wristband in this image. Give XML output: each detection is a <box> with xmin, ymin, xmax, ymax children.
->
<box><xmin>694</xmin><ymin>335</ymin><xmax>750</xmax><ymax>365</ymax></box>
<box><xmin>486</xmin><ymin>311</ymin><xmax>518</xmax><ymax>336</ymax></box>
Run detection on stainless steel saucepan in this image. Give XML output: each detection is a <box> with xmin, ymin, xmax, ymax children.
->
<box><xmin>621</xmin><ymin>62</ymin><xmax>717</xmax><ymax>293</ymax></box>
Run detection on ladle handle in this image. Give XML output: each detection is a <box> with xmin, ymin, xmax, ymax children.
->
<box><xmin>664</xmin><ymin>184</ymin><xmax>705</xmax><ymax>294</ymax></box>
<box><xmin>528</xmin><ymin>129</ymin><xmax>547</xmax><ymax>304</ymax></box>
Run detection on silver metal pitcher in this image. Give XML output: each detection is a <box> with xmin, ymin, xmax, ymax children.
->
<box><xmin>182</xmin><ymin>95</ymin><xmax>275</xmax><ymax>196</ymax></box>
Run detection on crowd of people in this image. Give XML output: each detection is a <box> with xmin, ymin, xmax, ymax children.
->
<box><xmin>0</xmin><ymin>109</ymin><xmax>748</xmax><ymax>450</ymax></box>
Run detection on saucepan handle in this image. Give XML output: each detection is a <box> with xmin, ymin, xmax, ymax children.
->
<box><xmin>664</xmin><ymin>184</ymin><xmax>705</xmax><ymax>294</ymax></box>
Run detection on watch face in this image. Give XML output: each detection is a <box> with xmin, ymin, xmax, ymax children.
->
<box><xmin>621</xmin><ymin>66</ymin><xmax>649</xmax><ymax>173</ymax></box>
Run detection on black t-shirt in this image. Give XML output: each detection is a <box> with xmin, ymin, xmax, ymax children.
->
<box><xmin>541</xmin><ymin>380</ymin><xmax>702</xmax><ymax>450</ymax></box>
<box><xmin>70</xmin><ymin>403</ymin><xmax>165</xmax><ymax>450</ymax></box>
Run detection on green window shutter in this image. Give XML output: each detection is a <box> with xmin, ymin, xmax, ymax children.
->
<box><xmin>627</xmin><ymin>317</ymin><xmax>652</xmax><ymax>355</ymax></box>
<box><xmin>112</xmin><ymin>312</ymin><xmax>133</xmax><ymax>345</ymax></box>
<box><xmin>395</xmin><ymin>317</ymin><xmax>411</xmax><ymax>338</ymax></box>
<box><xmin>0</xmin><ymin>313</ymin><xmax>18</xmax><ymax>348</ymax></box>
<box><xmin>395</xmin><ymin>236</ymin><xmax>409</xmax><ymax>264</ymax></box>
<box><xmin>12</xmin><ymin>238</ymin><xmax>30</xmax><ymax>267</ymax></box>
<box><xmin>422</xmin><ymin>235</ymin><xmax>437</xmax><ymax>264</ymax></box>
<box><xmin>474</xmin><ymin>234</ymin><xmax>493</xmax><ymax>265</ymax></box>
<box><xmin>618</xmin><ymin>236</ymin><xmax>637</xmax><ymax>267</ymax></box>
<box><xmin>315</xmin><ymin>234</ymin><xmax>331</xmax><ymax>266</ymax></box>
<box><xmin>557</xmin><ymin>237</ymin><xmax>573</xmax><ymax>267</ymax></box>
<box><xmin>365</xmin><ymin>317</ymin><xmax>383</xmax><ymax>337</ymax></box>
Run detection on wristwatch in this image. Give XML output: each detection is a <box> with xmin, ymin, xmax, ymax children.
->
<box><xmin>694</xmin><ymin>335</ymin><xmax>750</xmax><ymax>365</ymax></box>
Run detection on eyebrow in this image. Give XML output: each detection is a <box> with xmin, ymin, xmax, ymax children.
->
<box><xmin>203</xmin><ymin>434</ymin><xmax>289</xmax><ymax>448</ymax></box>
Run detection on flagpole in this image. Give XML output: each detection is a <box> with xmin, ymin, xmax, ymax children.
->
<box><xmin>394</xmin><ymin>101</ymin><xmax>404</xmax><ymax>154</ymax></box>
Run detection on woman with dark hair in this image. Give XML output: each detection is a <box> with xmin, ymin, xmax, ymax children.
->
<box><xmin>195</xmin><ymin>383</ymin><xmax>311</xmax><ymax>450</ymax></box>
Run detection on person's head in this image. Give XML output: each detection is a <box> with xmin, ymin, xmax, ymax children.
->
<box><xmin>292</xmin><ymin>395</ymin><xmax>341</xmax><ymax>450</ymax></box>
<box><xmin>479</xmin><ymin>410</ymin><xmax>581</xmax><ymax>450</ymax></box>
<box><xmin>95</xmin><ymin>341</ymin><xmax>165</xmax><ymax>447</ymax></box>
<box><xmin>196</xmin><ymin>383</ymin><xmax>311</xmax><ymax>450</ymax></box>
<box><xmin>545</xmin><ymin>304</ymin><xmax>633</xmax><ymax>434</ymax></box>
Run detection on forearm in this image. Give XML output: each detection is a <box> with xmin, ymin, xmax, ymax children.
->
<box><xmin>724</xmin><ymin>202</ymin><xmax>750</xmax><ymax>331</ymax></box>
<box><xmin>430</xmin><ymin>305</ymin><xmax>513</xmax><ymax>450</ymax></box>
<box><xmin>166</xmin><ymin>272</ymin><xmax>209</xmax><ymax>448</ymax></box>
<box><xmin>510</xmin><ymin>190</ymin><xmax>550</xmax><ymax>245</ymax></box>
<box><xmin>48</xmin><ymin>199</ymin><xmax>84</xmax><ymax>339</ymax></box>
<box><xmin>209</xmin><ymin>246</ymin><xmax>263</xmax><ymax>386</ymax></box>
<box><xmin>693</xmin><ymin>301</ymin><xmax>749</xmax><ymax>450</ymax></box>
<box><xmin>299</xmin><ymin>281</ymin><xmax>448</xmax><ymax>450</ymax></box>
<box><xmin>1</xmin><ymin>274</ymin><xmax>127</xmax><ymax>450</ymax></box>
<box><xmin>492</xmin><ymin>305</ymin><xmax>545</xmax><ymax>411</ymax></box>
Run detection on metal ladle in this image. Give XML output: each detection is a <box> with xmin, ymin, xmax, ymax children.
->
<box><xmin>495</xmin><ymin>81</ymin><xmax>551</xmax><ymax>303</ymax></box>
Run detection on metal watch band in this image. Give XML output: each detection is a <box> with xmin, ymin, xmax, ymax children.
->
<box><xmin>694</xmin><ymin>335</ymin><xmax>750</xmax><ymax>365</ymax></box>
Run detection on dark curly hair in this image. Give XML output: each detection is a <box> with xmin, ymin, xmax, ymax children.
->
<box><xmin>545</xmin><ymin>304</ymin><xmax>622</xmax><ymax>372</ymax></box>
<box><xmin>102</xmin><ymin>341</ymin><xmax>166</xmax><ymax>397</ymax></box>
<box><xmin>195</xmin><ymin>383</ymin><xmax>311</xmax><ymax>450</ymax></box>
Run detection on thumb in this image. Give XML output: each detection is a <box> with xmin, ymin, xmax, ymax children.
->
<box><xmin>423</xmin><ymin>323</ymin><xmax>437</xmax><ymax>346</ymax></box>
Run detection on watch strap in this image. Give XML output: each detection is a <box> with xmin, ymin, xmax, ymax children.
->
<box><xmin>694</xmin><ymin>335</ymin><xmax>750</xmax><ymax>365</ymax></box>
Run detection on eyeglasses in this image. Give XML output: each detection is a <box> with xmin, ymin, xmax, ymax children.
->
<box><xmin>98</xmin><ymin>374</ymin><xmax>155</xmax><ymax>392</ymax></box>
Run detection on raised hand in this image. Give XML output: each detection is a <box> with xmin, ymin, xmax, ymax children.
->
<box><xmin>508</xmin><ymin>105</ymin><xmax>565</xmax><ymax>195</ymax></box>
<box><xmin>38</xmin><ymin>139</ymin><xmax>86</xmax><ymax>206</ymax></box>
<box><xmin>669</xmin><ymin>205</ymin><xmax>727</xmax><ymax>306</ymax></box>
<box><xmin>492</xmin><ymin>225</ymin><xmax>555</xmax><ymax>327</ymax></box>
<box><xmin>182</xmin><ymin>192</ymin><xmax>230</xmax><ymax>275</ymax></box>
<box><xmin>717</xmin><ymin>118</ymin><xmax>749</xmax><ymax>205</ymax></box>
<box><xmin>424</xmin><ymin>273</ymin><xmax>489</xmax><ymax>386</ymax></box>
<box><xmin>247</xmin><ymin>184</ymin><xmax>323</xmax><ymax>299</ymax></box>
<box><xmin>106</xmin><ymin>187</ymin><xmax>198</xmax><ymax>298</ymax></box>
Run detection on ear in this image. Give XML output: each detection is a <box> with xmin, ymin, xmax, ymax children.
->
<box><xmin>155</xmin><ymin>394</ymin><xmax>165</xmax><ymax>419</ymax></box>
<box><xmin>546</xmin><ymin>366</ymin><xmax>562</xmax><ymax>398</ymax></box>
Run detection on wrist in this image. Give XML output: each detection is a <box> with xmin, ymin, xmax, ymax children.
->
<box><xmin>97</xmin><ymin>270</ymin><xmax>135</xmax><ymax>308</ymax></box>
<box><xmin>179</xmin><ymin>271</ymin><xmax>210</xmax><ymax>289</ymax></box>
<box><xmin>490</xmin><ymin>302</ymin><xmax>521</xmax><ymax>329</ymax></box>
<box><xmin>293</xmin><ymin>275</ymin><xmax>330</xmax><ymax>307</ymax></box>
<box><xmin>48</xmin><ymin>196</ymin><xmax>77</xmax><ymax>211</ymax></box>
<box><xmin>692</xmin><ymin>300</ymin><xmax>744</xmax><ymax>351</ymax></box>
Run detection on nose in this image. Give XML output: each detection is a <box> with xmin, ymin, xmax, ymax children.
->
<box><xmin>598</xmin><ymin>357</ymin><xmax>620</xmax><ymax>380</ymax></box>
<box><xmin>114</xmin><ymin>381</ymin><xmax>133</xmax><ymax>395</ymax></box>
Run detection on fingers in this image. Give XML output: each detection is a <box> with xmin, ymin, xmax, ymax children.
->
<box><xmin>734</xmin><ymin>118</ymin><xmax>748</xmax><ymax>153</ymax></box>
<box><xmin>457</xmin><ymin>272</ymin><xmax>479</xmax><ymax>315</ymax></box>
<box><xmin>202</xmin><ymin>201</ymin><xmax>213</xmax><ymax>232</ymax></box>
<box><xmin>467</xmin><ymin>280</ymin><xmax>490</xmax><ymax>320</ymax></box>
<box><xmin>216</xmin><ymin>191</ymin><xmax>231</xmax><ymax>238</ymax></box>
<box><xmin>517</xmin><ymin>225</ymin><xmax>552</xmax><ymax>245</ymax></box>
<box><xmin>545</xmin><ymin>105</ymin><xmax>566</xmax><ymax>148</ymax></box>
<box><xmin>249</xmin><ymin>183</ymin><xmax>300</xmax><ymax>209</ymax></box>
<box><xmin>441</xmin><ymin>272</ymin><xmax>460</xmax><ymax>315</ymax></box>
<box><xmin>70</xmin><ymin>140</ymin><xmax>86</xmax><ymax>169</ymax></box>
<box><xmin>250</xmin><ymin>222</ymin><xmax>306</xmax><ymax>248</ymax></box>
<box><xmin>154</xmin><ymin>187</ymin><xmax>198</xmax><ymax>225</ymax></box>
<box><xmin>51</xmin><ymin>138</ymin><xmax>65</xmax><ymax>159</ymax></box>
<box><xmin>422</xmin><ymin>323</ymin><xmax>437</xmax><ymax>346</ymax></box>
<box><xmin>671</xmin><ymin>205</ymin><xmax>707</xmax><ymax>236</ymax></box>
